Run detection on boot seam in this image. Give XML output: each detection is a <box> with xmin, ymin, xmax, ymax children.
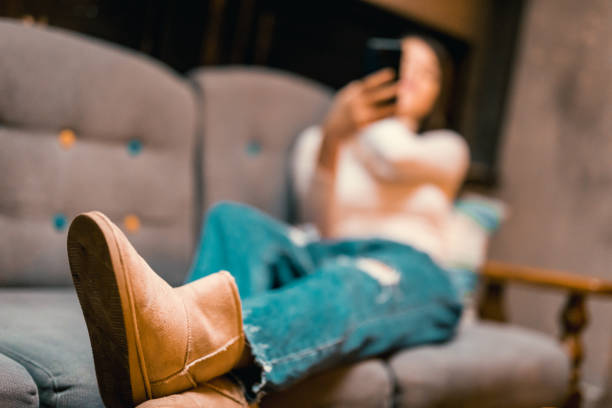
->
<box><xmin>182</xmin><ymin>296</ymin><xmax>193</xmax><ymax>368</ymax></box>
<box><xmin>98</xmin><ymin>212</ymin><xmax>152</xmax><ymax>399</ymax></box>
<box><xmin>151</xmin><ymin>334</ymin><xmax>244</xmax><ymax>384</ymax></box>
<box><xmin>221</xmin><ymin>271</ymin><xmax>245</xmax><ymax>357</ymax></box>
<box><xmin>202</xmin><ymin>381</ymin><xmax>246</xmax><ymax>405</ymax></box>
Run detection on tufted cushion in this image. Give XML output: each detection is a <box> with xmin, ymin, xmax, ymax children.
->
<box><xmin>389</xmin><ymin>322</ymin><xmax>569</xmax><ymax>408</ymax></box>
<box><xmin>0</xmin><ymin>19</ymin><xmax>197</xmax><ymax>286</ymax></box>
<box><xmin>261</xmin><ymin>359</ymin><xmax>393</xmax><ymax>408</ymax></box>
<box><xmin>189</xmin><ymin>67</ymin><xmax>332</xmax><ymax>222</ymax></box>
<box><xmin>0</xmin><ymin>353</ymin><xmax>39</xmax><ymax>408</ymax></box>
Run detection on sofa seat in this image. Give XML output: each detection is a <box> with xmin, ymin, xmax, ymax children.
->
<box><xmin>0</xmin><ymin>288</ymin><xmax>104</xmax><ymax>408</ymax></box>
<box><xmin>389</xmin><ymin>322</ymin><xmax>570</xmax><ymax>408</ymax></box>
<box><xmin>0</xmin><ymin>288</ymin><xmax>568</xmax><ymax>408</ymax></box>
<box><xmin>262</xmin><ymin>321</ymin><xmax>569</xmax><ymax>408</ymax></box>
<box><xmin>0</xmin><ymin>352</ymin><xmax>39</xmax><ymax>408</ymax></box>
<box><xmin>0</xmin><ymin>288</ymin><xmax>393</xmax><ymax>408</ymax></box>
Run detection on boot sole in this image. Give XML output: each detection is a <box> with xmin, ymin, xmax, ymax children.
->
<box><xmin>67</xmin><ymin>212</ymin><xmax>149</xmax><ymax>407</ymax></box>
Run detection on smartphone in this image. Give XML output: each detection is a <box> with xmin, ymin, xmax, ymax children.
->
<box><xmin>363</xmin><ymin>37</ymin><xmax>402</xmax><ymax>105</ymax></box>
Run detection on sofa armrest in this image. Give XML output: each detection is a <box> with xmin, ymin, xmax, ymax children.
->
<box><xmin>480</xmin><ymin>260</ymin><xmax>612</xmax><ymax>295</ymax></box>
<box><xmin>477</xmin><ymin>260</ymin><xmax>612</xmax><ymax>408</ymax></box>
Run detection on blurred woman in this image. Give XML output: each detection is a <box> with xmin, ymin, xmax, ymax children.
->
<box><xmin>295</xmin><ymin>35</ymin><xmax>469</xmax><ymax>265</ymax></box>
<box><xmin>66</xmin><ymin>35</ymin><xmax>467</xmax><ymax>408</ymax></box>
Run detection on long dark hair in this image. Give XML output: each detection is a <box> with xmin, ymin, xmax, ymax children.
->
<box><xmin>401</xmin><ymin>34</ymin><xmax>454</xmax><ymax>132</ymax></box>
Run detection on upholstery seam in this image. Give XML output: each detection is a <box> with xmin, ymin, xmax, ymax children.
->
<box><xmin>0</xmin><ymin>345</ymin><xmax>56</xmax><ymax>408</ymax></box>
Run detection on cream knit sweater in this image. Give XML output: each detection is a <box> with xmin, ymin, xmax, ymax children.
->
<box><xmin>292</xmin><ymin>118</ymin><xmax>470</xmax><ymax>266</ymax></box>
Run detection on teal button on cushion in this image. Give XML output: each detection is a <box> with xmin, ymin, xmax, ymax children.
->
<box><xmin>127</xmin><ymin>139</ymin><xmax>143</xmax><ymax>156</ymax></box>
<box><xmin>53</xmin><ymin>213</ymin><xmax>68</xmax><ymax>231</ymax></box>
<box><xmin>245</xmin><ymin>140</ymin><xmax>262</xmax><ymax>156</ymax></box>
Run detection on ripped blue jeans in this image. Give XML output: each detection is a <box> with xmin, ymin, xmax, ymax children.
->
<box><xmin>185</xmin><ymin>202</ymin><xmax>462</xmax><ymax>398</ymax></box>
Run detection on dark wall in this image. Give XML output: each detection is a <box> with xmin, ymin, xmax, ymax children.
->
<box><xmin>1</xmin><ymin>0</ymin><xmax>523</xmax><ymax>184</ymax></box>
<box><xmin>491</xmin><ymin>0</ymin><xmax>612</xmax><ymax>403</ymax></box>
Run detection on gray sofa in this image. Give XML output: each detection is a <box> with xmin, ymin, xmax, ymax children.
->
<box><xmin>0</xmin><ymin>19</ymin><xmax>570</xmax><ymax>408</ymax></box>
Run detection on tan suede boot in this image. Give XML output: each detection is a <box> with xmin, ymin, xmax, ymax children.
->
<box><xmin>67</xmin><ymin>211</ymin><xmax>245</xmax><ymax>408</ymax></box>
<box><xmin>136</xmin><ymin>377</ymin><xmax>256</xmax><ymax>408</ymax></box>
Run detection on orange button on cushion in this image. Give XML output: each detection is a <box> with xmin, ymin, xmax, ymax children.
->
<box><xmin>124</xmin><ymin>214</ymin><xmax>141</xmax><ymax>233</ymax></box>
<box><xmin>58</xmin><ymin>129</ymin><xmax>76</xmax><ymax>149</ymax></box>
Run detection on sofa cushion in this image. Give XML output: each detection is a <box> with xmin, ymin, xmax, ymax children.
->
<box><xmin>389</xmin><ymin>321</ymin><xmax>569</xmax><ymax>408</ymax></box>
<box><xmin>0</xmin><ymin>19</ymin><xmax>197</xmax><ymax>286</ymax></box>
<box><xmin>0</xmin><ymin>352</ymin><xmax>38</xmax><ymax>408</ymax></box>
<box><xmin>260</xmin><ymin>359</ymin><xmax>393</xmax><ymax>408</ymax></box>
<box><xmin>189</xmin><ymin>67</ymin><xmax>332</xmax><ymax>223</ymax></box>
<box><xmin>0</xmin><ymin>288</ymin><xmax>103</xmax><ymax>408</ymax></box>
<box><xmin>0</xmin><ymin>287</ymin><xmax>392</xmax><ymax>408</ymax></box>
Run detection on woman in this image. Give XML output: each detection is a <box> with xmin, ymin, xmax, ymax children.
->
<box><xmin>66</xmin><ymin>35</ymin><xmax>468</xmax><ymax>408</ymax></box>
<box><xmin>294</xmin><ymin>35</ymin><xmax>468</xmax><ymax>265</ymax></box>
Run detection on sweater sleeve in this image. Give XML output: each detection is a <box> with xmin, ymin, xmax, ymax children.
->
<box><xmin>291</xmin><ymin>125</ymin><xmax>324</xmax><ymax>202</ymax></box>
<box><xmin>357</xmin><ymin>119</ymin><xmax>470</xmax><ymax>186</ymax></box>
<box><xmin>290</xmin><ymin>126</ymin><xmax>335</xmax><ymax>233</ymax></box>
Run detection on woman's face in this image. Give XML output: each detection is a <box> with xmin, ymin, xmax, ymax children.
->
<box><xmin>396</xmin><ymin>37</ymin><xmax>442</xmax><ymax>123</ymax></box>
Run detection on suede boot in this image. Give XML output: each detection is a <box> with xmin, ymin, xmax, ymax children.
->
<box><xmin>67</xmin><ymin>211</ymin><xmax>245</xmax><ymax>408</ymax></box>
<box><xmin>136</xmin><ymin>377</ymin><xmax>254</xmax><ymax>408</ymax></box>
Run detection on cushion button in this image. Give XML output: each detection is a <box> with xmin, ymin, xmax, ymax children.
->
<box><xmin>58</xmin><ymin>129</ymin><xmax>76</xmax><ymax>150</ymax></box>
<box><xmin>245</xmin><ymin>140</ymin><xmax>261</xmax><ymax>156</ymax></box>
<box><xmin>53</xmin><ymin>213</ymin><xmax>68</xmax><ymax>232</ymax></box>
<box><xmin>124</xmin><ymin>214</ymin><xmax>140</xmax><ymax>233</ymax></box>
<box><xmin>127</xmin><ymin>139</ymin><xmax>143</xmax><ymax>156</ymax></box>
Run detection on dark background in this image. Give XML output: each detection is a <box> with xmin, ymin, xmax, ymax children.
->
<box><xmin>0</xmin><ymin>0</ymin><xmax>525</xmax><ymax>186</ymax></box>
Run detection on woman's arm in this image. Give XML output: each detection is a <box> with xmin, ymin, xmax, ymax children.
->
<box><xmin>318</xmin><ymin>69</ymin><xmax>398</xmax><ymax>172</ymax></box>
<box><xmin>357</xmin><ymin>126</ymin><xmax>470</xmax><ymax>197</ymax></box>
<box><xmin>293</xmin><ymin>69</ymin><xmax>399</xmax><ymax>234</ymax></box>
<box><xmin>291</xmin><ymin>126</ymin><xmax>335</xmax><ymax>236</ymax></box>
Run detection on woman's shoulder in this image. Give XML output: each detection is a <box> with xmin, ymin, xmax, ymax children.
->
<box><xmin>358</xmin><ymin>118</ymin><xmax>415</xmax><ymax>151</ymax></box>
<box><xmin>421</xmin><ymin>128</ymin><xmax>470</xmax><ymax>157</ymax></box>
<box><xmin>360</xmin><ymin>117</ymin><xmax>413</xmax><ymax>140</ymax></box>
<box><xmin>421</xmin><ymin>128</ymin><xmax>465</xmax><ymax>143</ymax></box>
<box><xmin>362</xmin><ymin>118</ymin><xmax>464</xmax><ymax>143</ymax></box>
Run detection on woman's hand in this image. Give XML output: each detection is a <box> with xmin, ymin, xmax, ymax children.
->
<box><xmin>323</xmin><ymin>68</ymin><xmax>398</xmax><ymax>140</ymax></box>
<box><xmin>318</xmin><ymin>68</ymin><xmax>398</xmax><ymax>171</ymax></box>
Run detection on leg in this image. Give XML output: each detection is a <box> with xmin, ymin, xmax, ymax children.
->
<box><xmin>238</xmin><ymin>239</ymin><xmax>462</xmax><ymax>396</ymax></box>
<box><xmin>67</xmin><ymin>209</ymin><xmax>461</xmax><ymax>406</ymax></box>
<box><xmin>187</xmin><ymin>201</ymin><xmax>316</xmax><ymax>298</ymax></box>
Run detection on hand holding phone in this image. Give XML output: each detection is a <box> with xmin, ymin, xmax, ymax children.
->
<box><xmin>364</xmin><ymin>38</ymin><xmax>402</xmax><ymax>105</ymax></box>
<box><xmin>323</xmin><ymin>69</ymin><xmax>398</xmax><ymax>142</ymax></box>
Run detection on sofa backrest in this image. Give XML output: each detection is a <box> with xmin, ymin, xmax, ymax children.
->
<box><xmin>189</xmin><ymin>67</ymin><xmax>332</xmax><ymax>224</ymax></box>
<box><xmin>0</xmin><ymin>19</ymin><xmax>197</xmax><ymax>287</ymax></box>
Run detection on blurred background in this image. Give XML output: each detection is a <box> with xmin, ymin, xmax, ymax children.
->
<box><xmin>3</xmin><ymin>0</ymin><xmax>612</xmax><ymax>406</ymax></box>
<box><xmin>0</xmin><ymin>0</ymin><xmax>524</xmax><ymax>186</ymax></box>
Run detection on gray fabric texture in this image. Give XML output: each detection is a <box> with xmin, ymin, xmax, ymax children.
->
<box><xmin>0</xmin><ymin>288</ymin><xmax>392</xmax><ymax>408</ymax></box>
<box><xmin>0</xmin><ymin>18</ymin><xmax>197</xmax><ymax>287</ymax></box>
<box><xmin>189</xmin><ymin>67</ymin><xmax>332</xmax><ymax>222</ymax></box>
<box><xmin>389</xmin><ymin>321</ymin><xmax>569</xmax><ymax>408</ymax></box>
<box><xmin>0</xmin><ymin>288</ymin><xmax>104</xmax><ymax>408</ymax></box>
<box><xmin>261</xmin><ymin>360</ymin><xmax>393</xmax><ymax>408</ymax></box>
<box><xmin>0</xmin><ymin>352</ymin><xmax>39</xmax><ymax>408</ymax></box>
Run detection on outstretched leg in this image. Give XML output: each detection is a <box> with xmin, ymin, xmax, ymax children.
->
<box><xmin>67</xmin><ymin>205</ymin><xmax>462</xmax><ymax>407</ymax></box>
<box><xmin>238</xmin><ymin>238</ymin><xmax>462</xmax><ymax>396</ymax></box>
<box><xmin>187</xmin><ymin>201</ymin><xmax>316</xmax><ymax>297</ymax></box>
